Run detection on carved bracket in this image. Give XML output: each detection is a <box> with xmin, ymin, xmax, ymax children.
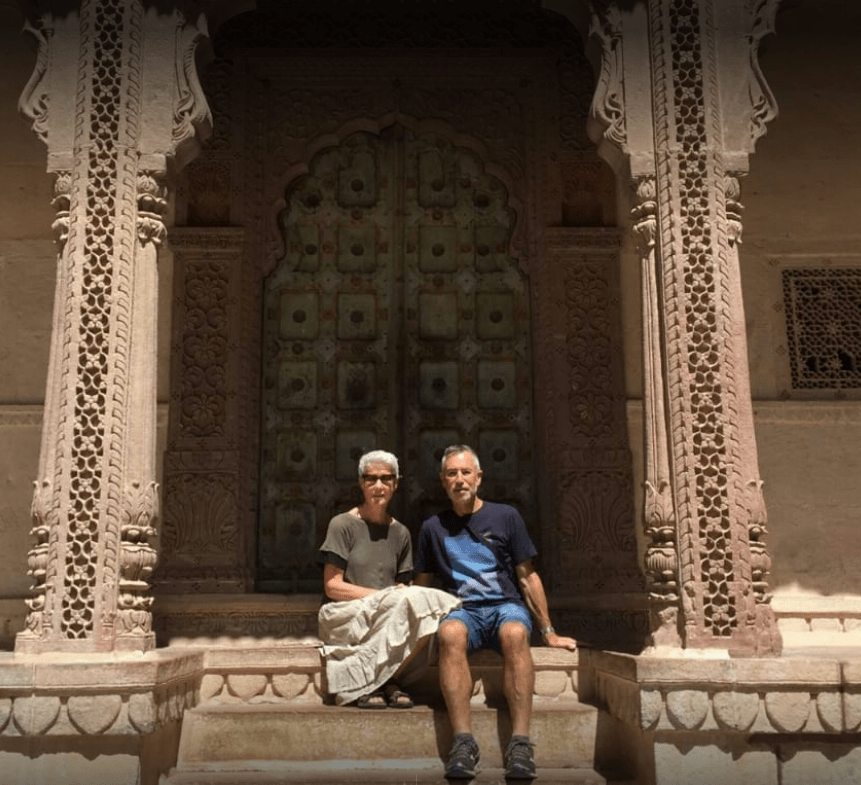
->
<box><xmin>171</xmin><ymin>11</ymin><xmax>213</xmax><ymax>168</ymax></box>
<box><xmin>746</xmin><ymin>0</ymin><xmax>782</xmax><ymax>149</ymax></box>
<box><xmin>586</xmin><ymin>1</ymin><xmax>627</xmax><ymax>155</ymax></box>
<box><xmin>18</xmin><ymin>15</ymin><xmax>52</xmax><ymax>145</ymax></box>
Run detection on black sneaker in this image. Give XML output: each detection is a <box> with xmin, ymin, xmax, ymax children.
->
<box><xmin>444</xmin><ymin>733</ymin><xmax>480</xmax><ymax>779</ymax></box>
<box><xmin>504</xmin><ymin>736</ymin><xmax>536</xmax><ymax>779</ymax></box>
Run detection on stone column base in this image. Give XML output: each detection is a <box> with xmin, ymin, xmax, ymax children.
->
<box><xmin>0</xmin><ymin>649</ymin><xmax>203</xmax><ymax>785</ymax></box>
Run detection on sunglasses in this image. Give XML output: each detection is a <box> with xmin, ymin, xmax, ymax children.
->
<box><xmin>361</xmin><ymin>473</ymin><xmax>397</xmax><ymax>485</ymax></box>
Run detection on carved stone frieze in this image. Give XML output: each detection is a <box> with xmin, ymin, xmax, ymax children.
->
<box><xmin>588</xmin><ymin>649</ymin><xmax>861</xmax><ymax>736</ymax></box>
<box><xmin>159</xmin><ymin>227</ymin><xmax>250</xmax><ymax>593</ymax></box>
<box><xmin>167</xmin><ymin>229</ymin><xmax>244</xmax><ymax>451</ymax></box>
<box><xmin>536</xmin><ymin>229</ymin><xmax>645</xmax><ymax>644</ymax></box>
<box><xmin>0</xmin><ymin>652</ymin><xmax>202</xmax><ymax>737</ymax></box>
<box><xmin>156</xmin><ymin>611</ymin><xmax>317</xmax><ymax>647</ymax></box>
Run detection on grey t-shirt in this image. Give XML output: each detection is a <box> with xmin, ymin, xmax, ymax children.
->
<box><xmin>317</xmin><ymin>512</ymin><xmax>413</xmax><ymax>589</ymax></box>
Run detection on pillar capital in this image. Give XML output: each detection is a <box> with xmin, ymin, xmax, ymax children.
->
<box><xmin>18</xmin><ymin>1</ymin><xmax>212</xmax><ymax>175</ymax></box>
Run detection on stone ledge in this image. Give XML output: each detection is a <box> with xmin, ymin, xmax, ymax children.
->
<box><xmin>152</xmin><ymin>594</ymin><xmax>321</xmax><ymax>647</ymax></box>
<box><xmin>196</xmin><ymin>644</ymin><xmax>581</xmax><ymax>706</ymax></box>
<box><xmin>0</xmin><ymin>649</ymin><xmax>204</xmax><ymax>736</ymax></box>
<box><xmin>585</xmin><ymin>649</ymin><xmax>861</xmax><ymax>735</ymax></box>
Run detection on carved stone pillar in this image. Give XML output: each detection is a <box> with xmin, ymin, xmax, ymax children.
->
<box><xmin>639</xmin><ymin>0</ymin><xmax>781</xmax><ymax>653</ymax></box>
<box><xmin>16</xmin><ymin>0</ymin><xmax>210</xmax><ymax>652</ymax></box>
<box><xmin>588</xmin><ymin>0</ymin><xmax>782</xmax><ymax>654</ymax></box>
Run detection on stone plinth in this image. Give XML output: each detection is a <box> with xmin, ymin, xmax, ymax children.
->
<box><xmin>0</xmin><ymin>649</ymin><xmax>203</xmax><ymax>785</ymax></box>
<box><xmin>583</xmin><ymin>648</ymin><xmax>861</xmax><ymax>785</ymax></box>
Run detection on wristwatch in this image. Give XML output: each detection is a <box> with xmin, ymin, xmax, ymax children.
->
<box><xmin>540</xmin><ymin>625</ymin><xmax>555</xmax><ymax>638</ymax></box>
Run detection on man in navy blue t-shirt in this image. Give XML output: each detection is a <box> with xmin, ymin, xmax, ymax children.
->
<box><xmin>415</xmin><ymin>445</ymin><xmax>577</xmax><ymax>779</ymax></box>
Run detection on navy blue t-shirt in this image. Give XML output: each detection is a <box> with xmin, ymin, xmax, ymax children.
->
<box><xmin>415</xmin><ymin>501</ymin><xmax>537</xmax><ymax>605</ymax></box>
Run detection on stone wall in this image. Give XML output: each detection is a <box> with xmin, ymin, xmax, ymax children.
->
<box><xmin>0</xmin><ymin>0</ymin><xmax>859</xmax><ymax>647</ymax></box>
<box><xmin>736</xmin><ymin>0</ymin><xmax>861</xmax><ymax>607</ymax></box>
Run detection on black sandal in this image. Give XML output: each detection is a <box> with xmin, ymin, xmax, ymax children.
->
<box><xmin>385</xmin><ymin>683</ymin><xmax>414</xmax><ymax>709</ymax></box>
<box><xmin>356</xmin><ymin>690</ymin><xmax>387</xmax><ymax>709</ymax></box>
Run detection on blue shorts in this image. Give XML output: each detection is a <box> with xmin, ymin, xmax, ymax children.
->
<box><xmin>442</xmin><ymin>601</ymin><xmax>533</xmax><ymax>654</ymax></box>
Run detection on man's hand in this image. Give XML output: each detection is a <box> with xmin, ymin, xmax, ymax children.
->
<box><xmin>544</xmin><ymin>631</ymin><xmax>577</xmax><ymax>651</ymax></box>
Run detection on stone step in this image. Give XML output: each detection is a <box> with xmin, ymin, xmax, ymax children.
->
<box><xmin>161</xmin><ymin>762</ymin><xmax>615</xmax><ymax>784</ymax></box>
<box><xmin>176</xmin><ymin>701</ymin><xmax>600</xmax><ymax>770</ymax></box>
<box><xmin>165</xmin><ymin>644</ymin><xmax>610</xmax><ymax>785</ymax></box>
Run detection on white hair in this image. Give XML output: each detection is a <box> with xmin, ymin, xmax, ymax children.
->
<box><xmin>358</xmin><ymin>449</ymin><xmax>400</xmax><ymax>478</ymax></box>
<box><xmin>439</xmin><ymin>444</ymin><xmax>481</xmax><ymax>473</ymax></box>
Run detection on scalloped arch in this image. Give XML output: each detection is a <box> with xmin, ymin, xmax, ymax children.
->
<box><xmin>266</xmin><ymin>115</ymin><xmax>526</xmax><ymax>277</ymax></box>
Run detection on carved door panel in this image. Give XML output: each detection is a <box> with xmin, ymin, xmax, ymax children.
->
<box><xmin>259</xmin><ymin>128</ymin><xmax>533</xmax><ymax>592</ymax></box>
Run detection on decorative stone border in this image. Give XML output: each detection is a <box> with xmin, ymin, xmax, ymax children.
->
<box><xmin>199</xmin><ymin>645</ymin><xmax>323</xmax><ymax>704</ymax></box>
<box><xmin>0</xmin><ymin>650</ymin><xmax>203</xmax><ymax>736</ymax></box>
<box><xmin>194</xmin><ymin>644</ymin><xmax>581</xmax><ymax>706</ymax></box>
<box><xmin>585</xmin><ymin>649</ymin><xmax>861</xmax><ymax>735</ymax></box>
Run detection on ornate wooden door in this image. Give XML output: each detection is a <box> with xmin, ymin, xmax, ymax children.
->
<box><xmin>258</xmin><ymin>127</ymin><xmax>534</xmax><ymax>592</ymax></box>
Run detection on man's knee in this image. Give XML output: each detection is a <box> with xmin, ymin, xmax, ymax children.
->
<box><xmin>439</xmin><ymin>619</ymin><xmax>469</xmax><ymax>653</ymax></box>
<box><xmin>498</xmin><ymin>621</ymin><xmax>530</xmax><ymax>653</ymax></box>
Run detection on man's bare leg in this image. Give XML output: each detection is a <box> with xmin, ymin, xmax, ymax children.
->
<box><xmin>498</xmin><ymin>621</ymin><xmax>534</xmax><ymax>737</ymax></box>
<box><xmin>438</xmin><ymin>619</ymin><xmax>473</xmax><ymax>735</ymax></box>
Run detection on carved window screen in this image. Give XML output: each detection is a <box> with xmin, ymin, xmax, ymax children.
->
<box><xmin>783</xmin><ymin>268</ymin><xmax>861</xmax><ymax>389</ymax></box>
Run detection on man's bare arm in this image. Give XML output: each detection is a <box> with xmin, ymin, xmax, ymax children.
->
<box><xmin>413</xmin><ymin>571</ymin><xmax>435</xmax><ymax>587</ymax></box>
<box><xmin>515</xmin><ymin>559</ymin><xmax>577</xmax><ymax>650</ymax></box>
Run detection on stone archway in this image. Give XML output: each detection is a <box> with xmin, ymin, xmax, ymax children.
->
<box><xmin>156</xmin><ymin>1</ymin><xmax>645</xmax><ymax>648</ymax></box>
